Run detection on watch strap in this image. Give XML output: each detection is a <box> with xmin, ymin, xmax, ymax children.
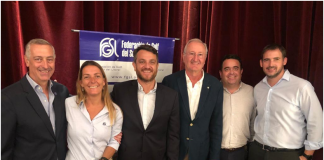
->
<box><xmin>302</xmin><ymin>152</ymin><xmax>313</xmax><ymax>160</ymax></box>
<box><xmin>99</xmin><ymin>157</ymin><xmax>109</xmax><ymax>160</ymax></box>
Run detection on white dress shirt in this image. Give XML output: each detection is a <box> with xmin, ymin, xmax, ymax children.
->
<box><xmin>221</xmin><ymin>82</ymin><xmax>256</xmax><ymax>149</ymax></box>
<box><xmin>185</xmin><ymin>72</ymin><xmax>204</xmax><ymax>120</ymax></box>
<box><xmin>65</xmin><ymin>96</ymin><xmax>123</xmax><ymax>160</ymax></box>
<box><xmin>137</xmin><ymin>81</ymin><xmax>157</xmax><ymax>129</ymax></box>
<box><xmin>254</xmin><ymin>70</ymin><xmax>323</xmax><ymax>150</ymax></box>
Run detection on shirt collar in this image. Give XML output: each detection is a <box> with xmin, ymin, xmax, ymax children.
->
<box><xmin>282</xmin><ymin>69</ymin><xmax>290</xmax><ymax>81</ymax></box>
<box><xmin>26</xmin><ymin>72</ymin><xmax>53</xmax><ymax>90</ymax></box>
<box><xmin>262</xmin><ymin>69</ymin><xmax>290</xmax><ymax>84</ymax></box>
<box><xmin>137</xmin><ymin>81</ymin><xmax>157</xmax><ymax>93</ymax></box>
<box><xmin>185</xmin><ymin>70</ymin><xmax>205</xmax><ymax>85</ymax></box>
<box><xmin>223</xmin><ymin>81</ymin><xmax>243</xmax><ymax>94</ymax></box>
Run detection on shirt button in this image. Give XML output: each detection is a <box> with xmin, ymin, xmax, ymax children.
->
<box><xmin>44</xmin><ymin>100</ymin><xmax>47</xmax><ymax>102</ymax></box>
<box><xmin>186</xmin><ymin>138</ymin><xmax>189</xmax><ymax>140</ymax></box>
<box><xmin>190</xmin><ymin>123</ymin><xmax>193</xmax><ymax>126</ymax></box>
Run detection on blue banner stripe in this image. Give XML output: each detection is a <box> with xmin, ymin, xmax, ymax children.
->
<box><xmin>79</xmin><ymin>30</ymin><xmax>175</xmax><ymax>63</ymax></box>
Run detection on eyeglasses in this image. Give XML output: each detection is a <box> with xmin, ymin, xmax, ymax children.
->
<box><xmin>185</xmin><ymin>52</ymin><xmax>206</xmax><ymax>59</ymax></box>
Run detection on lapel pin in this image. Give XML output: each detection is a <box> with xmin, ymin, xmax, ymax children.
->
<box><xmin>207</xmin><ymin>86</ymin><xmax>209</xmax><ymax>89</ymax></box>
<box><xmin>54</xmin><ymin>92</ymin><xmax>57</xmax><ymax>95</ymax></box>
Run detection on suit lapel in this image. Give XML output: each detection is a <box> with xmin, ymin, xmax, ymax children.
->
<box><xmin>21</xmin><ymin>77</ymin><xmax>55</xmax><ymax>138</ymax></box>
<box><xmin>177</xmin><ymin>71</ymin><xmax>191</xmax><ymax>119</ymax></box>
<box><xmin>194</xmin><ymin>74</ymin><xmax>211</xmax><ymax>120</ymax></box>
<box><xmin>147</xmin><ymin>84</ymin><xmax>162</xmax><ymax>129</ymax></box>
<box><xmin>129</xmin><ymin>81</ymin><xmax>145</xmax><ymax>130</ymax></box>
<box><xmin>52</xmin><ymin>83</ymin><xmax>62</xmax><ymax>137</ymax></box>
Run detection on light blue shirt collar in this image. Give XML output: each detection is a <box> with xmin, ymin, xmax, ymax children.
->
<box><xmin>262</xmin><ymin>69</ymin><xmax>290</xmax><ymax>85</ymax></box>
<box><xmin>26</xmin><ymin>72</ymin><xmax>53</xmax><ymax>90</ymax></box>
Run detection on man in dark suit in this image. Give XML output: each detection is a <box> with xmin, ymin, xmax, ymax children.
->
<box><xmin>162</xmin><ymin>38</ymin><xmax>223</xmax><ymax>160</ymax></box>
<box><xmin>1</xmin><ymin>39</ymin><xmax>70</xmax><ymax>160</ymax></box>
<box><xmin>111</xmin><ymin>45</ymin><xmax>180</xmax><ymax>160</ymax></box>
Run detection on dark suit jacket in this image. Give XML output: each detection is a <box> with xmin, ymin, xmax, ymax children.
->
<box><xmin>162</xmin><ymin>70</ymin><xmax>223</xmax><ymax>160</ymax></box>
<box><xmin>1</xmin><ymin>75</ymin><xmax>70</xmax><ymax>160</ymax></box>
<box><xmin>111</xmin><ymin>80</ymin><xmax>180</xmax><ymax>160</ymax></box>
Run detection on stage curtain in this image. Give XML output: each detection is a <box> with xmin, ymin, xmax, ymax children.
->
<box><xmin>1</xmin><ymin>2</ymin><xmax>322</xmax><ymax>158</ymax></box>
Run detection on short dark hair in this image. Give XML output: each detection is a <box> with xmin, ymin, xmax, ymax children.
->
<box><xmin>220</xmin><ymin>54</ymin><xmax>243</xmax><ymax>71</ymax></box>
<box><xmin>133</xmin><ymin>44</ymin><xmax>159</xmax><ymax>63</ymax></box>
<box><xmin>261</xmin><ymin>44</ymin><xmax>286</xmax><ymax>59</ymax></box>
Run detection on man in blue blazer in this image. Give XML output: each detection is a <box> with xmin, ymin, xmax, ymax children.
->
<box><xmin>1</xmin><ymin>39</ymin><xmax>69</xmax><ymax>160</ymax></box>
<box><xmin>162</xmin><ymin>38</ymin><xmax>223</xmax><ymax>160</ymax></box>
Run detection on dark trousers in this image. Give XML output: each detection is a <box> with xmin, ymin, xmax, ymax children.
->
<box><xmin>248</xmin><ymin>141</ymin><xmax>304</xmax><ymax>160</ymax></box>
<box><xmin>220</xmin><ymin>146</ymin><xmax>247</xmax><ymax>160</ymax></box>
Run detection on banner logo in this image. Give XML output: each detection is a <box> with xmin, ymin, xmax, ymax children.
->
<box><xmin>100</xmin><ymin>38</ymin><xmax>118</xmax><ymax>58</ymax></box>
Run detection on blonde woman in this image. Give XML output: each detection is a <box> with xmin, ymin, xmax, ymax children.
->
<box><xmin>65</xmin><ymin>61</ymin><xmax>123</xmax><ymax>160</ymax></box>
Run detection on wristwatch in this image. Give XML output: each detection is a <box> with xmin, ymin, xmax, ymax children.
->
<box><xmin>99</xmin><ymin>157</ymin><xmax>109</xmax><ymax>160</ymax></box>
<box><xmin>302</xmin><ymin>153</ymin><xmax>313</xmax><ymax>160</ymax></box>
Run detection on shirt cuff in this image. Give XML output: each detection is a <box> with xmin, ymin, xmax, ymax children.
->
<box><xmin>108</xmin><ymin>141</ymin><xmax>120</xmax><ymax>151</ymax></box>
<box><xmin>304</xmin><ymin>140</ymin><xmax>323</xmax><ymax>150</ymax></box>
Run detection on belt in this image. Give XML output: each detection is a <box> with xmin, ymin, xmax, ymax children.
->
<box><xmin>254</xmin><ymin>141</ymin><xmax>303</xmax><ymax>152</ymax></box>
<box><xmin>222</xmin><ymin>145</ymin><xmax>246</xmax><ymax>152</ymax></box>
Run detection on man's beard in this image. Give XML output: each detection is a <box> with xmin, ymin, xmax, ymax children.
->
<box><xmin>136</xmin><ymin>69</ymin><xmax>157</xmax><ymax>83</ymax></box>
<box><xmin>265</xmin><ymin>66</ymin><xmax>283</xmax><ymax>79</ymax></box>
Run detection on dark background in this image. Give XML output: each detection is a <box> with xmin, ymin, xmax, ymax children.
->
<box><xmin>2</xmin><ymin>1</ymin><xmax>323</xmax><ymax>159</ymax></box>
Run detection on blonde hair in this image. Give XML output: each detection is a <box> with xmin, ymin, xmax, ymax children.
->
<box><xmin>76</xmin><ymin>61</ymin><xmax>116</xmax><ymax>125</ymax></box>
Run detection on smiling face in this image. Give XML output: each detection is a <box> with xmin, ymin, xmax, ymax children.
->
<box><xmin>260</xmin><ymin>48</ymin><xmax>287</xmax><ymax>79</ymax></box>
<box><xmin>183</xmin><ymin>41</ymin><xmax>207</xmax><ymax>73</ymax></box>
<box><xmin>132</xmin><ymin>49</ymin><xmax>159</xmax><ymax>83</ymax></box>
<box><xmin>79</xmin><ymin>65</ymin><xmax>106</xmax><ymax>97</ymax></box>
<box><xmin>25</xmin><ymin>44</ymin><xmax>55</xmax><ymax>86</ymax></box>
<box><xmin>219</xmin><ymin>59</ymin><xmax>243</xmax><ymax>87</ymax></box>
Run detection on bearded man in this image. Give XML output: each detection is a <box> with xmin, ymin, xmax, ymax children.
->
<box><xmin>111</xmin><ymin>44</ymin><xmax>180</xmax><ymax>160</ymax></box>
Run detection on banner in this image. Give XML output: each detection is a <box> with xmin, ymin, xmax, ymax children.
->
<box><xmin>79</xmin><ymin>30</ymin><xmax>176</xmax><ymax>92</ymax></box>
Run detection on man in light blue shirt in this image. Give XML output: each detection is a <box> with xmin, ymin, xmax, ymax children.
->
<box><xmin>248</xmin><ymin>44</ymin><xmax>323</xmax><ymax>160</ymax></box>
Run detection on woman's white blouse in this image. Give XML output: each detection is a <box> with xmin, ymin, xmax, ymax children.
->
<box><xmin>65</xmin><ymin>96</ymin><xmax>123</xmax><ymax>160</ymax></box>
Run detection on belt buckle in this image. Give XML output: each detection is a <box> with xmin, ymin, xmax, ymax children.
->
<box><xmin>227</xmin><ymin>148</ymin><xmax>236</xmax><ymax>152</ymax></box>
<box><xmin>262</xmin><ymin>144</ymin><xmax>269</xmax><ymax>151</ymax></box>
